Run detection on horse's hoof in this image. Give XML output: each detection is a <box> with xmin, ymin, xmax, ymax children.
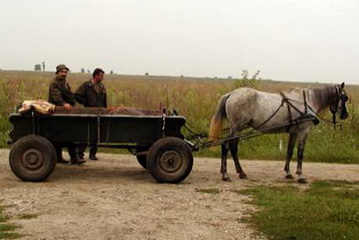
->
<box><xmin>222</xmin><ymin>176</ymin><xmax>231</xmax><ymax>182</ymax></box>
<box><xmin>298</xmin><ymin>178</ymin><xmax>307</xmax><ymax>184</ymax></box>
<box><xmin>239</xmin><ymin>174</ymin><xmax>248</xmax><ymax>179</ymax></box>
<box><xmin>285</xmin><ymin>174</ymin><xmax>294</xmax><ymax>179</ymax></box>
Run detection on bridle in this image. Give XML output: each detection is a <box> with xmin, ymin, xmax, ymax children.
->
<box><xmin>330</xmin><ymin>86</ymin><xmax>348</xmax><ymax>121</ymax></box>
<box><xmin>329</xmin><ymin>85</ymin><xmax>348</xmax><ymax>129</ymax></box>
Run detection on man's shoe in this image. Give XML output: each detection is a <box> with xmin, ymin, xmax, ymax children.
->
<box><xmin>89</xmin><ymin>155</ymin><xmax>98</xmax><ymax>161</ymax></box>
<box><xmin>57</xmin><ymin>158</ymin><xmax>70</xmax><ymax>164</ymax></box>
<box><xmin>71</xmin><ymin>158</ymin><xmax>86</xmax><ymax>165</ymax></box>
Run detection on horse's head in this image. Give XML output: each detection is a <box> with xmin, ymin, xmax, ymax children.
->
<box><xmin>330</xmin><ymin>82</ymin><xmax>349</xmax><ymax>120</ymax></box>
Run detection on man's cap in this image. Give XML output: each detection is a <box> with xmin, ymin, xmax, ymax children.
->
<box><xmin>56</xmin><ymin>64</ymin><xmax>69</xmax><ymax>74</ymax></box>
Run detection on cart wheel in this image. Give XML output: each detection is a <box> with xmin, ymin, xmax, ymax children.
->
<box><xmin>147</xmin><ymin>137</ymin><xmax>193</xmax><ymax>183</ymax></box>
<box><xmin>136</xmin><ymin>155</ymin><xmax>148</xmax><ymax>169</ymax></box>
<box><xmin>9</xmin><ymin>135</ymin><xmax>57</xmax><ymax>182</ymax></box>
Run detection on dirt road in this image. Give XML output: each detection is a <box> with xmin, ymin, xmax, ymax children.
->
<box><xmin>1</xmin><ymin>149</ymin><xmax>358</xmax><ymax>240</ymax></box>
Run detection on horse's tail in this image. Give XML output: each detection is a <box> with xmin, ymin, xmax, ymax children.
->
<box><xmin>209</xmin><ymin>94</ymin><xmax>229</xmax><ymax>142</ymax></box>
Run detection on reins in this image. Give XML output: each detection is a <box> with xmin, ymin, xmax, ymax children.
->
<box><xmin>280</xmin><ymin>89</ymin><xmax>344</xmax><ymax>130</ymax></box>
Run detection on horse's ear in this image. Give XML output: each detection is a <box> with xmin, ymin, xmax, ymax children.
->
<box><xmin>341</xmin><ymin>82</ymin><xmax>345</xmax><ymax>89</ymax></box>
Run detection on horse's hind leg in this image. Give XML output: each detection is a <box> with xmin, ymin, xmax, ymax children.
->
<box><xmin>221</xmin><ymin>141</ymin><xmax>231</xmax><ymax>181</ymax></box>
<box><xmin>229</xmin><ymin>138</ymin><xmax>247</xmax><ymax>179</ymax></box>
<box><xmin>284</xmin><ymin>133</ymin><xmax>297</xmax><ymax>179</ymax></box>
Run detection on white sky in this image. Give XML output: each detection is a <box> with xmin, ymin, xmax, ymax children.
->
<box><xmin>0</xmin><ymin>0</ymin><xmax>358</xmax><ymax>84</ymax></box>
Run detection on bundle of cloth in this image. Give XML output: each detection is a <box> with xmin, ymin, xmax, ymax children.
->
<box><xmin>18</xmin><ymin>100</ymin><xmax>56</xmax><ymax>115</ymax></box>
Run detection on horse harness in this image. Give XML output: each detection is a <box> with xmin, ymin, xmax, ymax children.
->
<box><xmin>251</xmin><ymin>90</ymin><xmax>319</xmax><ymax>133</ymax></box>
<box><xmin>232</xmin><ymin>87</ymin><xmax>343</xmax><ymax>136</ymax></box>
<box><xmin>279</xmin><ymin>90</ymin><xmax>320</xmax><ymax>128</ymax></box>
<box><xmin>186</xmin><ymin>86</ymin><xmax>346</xmax><ymax>148</ymax></box>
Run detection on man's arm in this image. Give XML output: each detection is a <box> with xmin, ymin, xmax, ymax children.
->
<box><xmin>49</xmin><ymin>83</ymin><xmax>65</xmax><ymax>106</ymax></box>
<box><xmin>62</xmin><ymin>83</ymin><xmax>76</xmax><ymax>106</ymax></box>
<box><xmin>74</xmin><ymin>83</ymin><xmax>87</xmax><ymax>106</ymax></box>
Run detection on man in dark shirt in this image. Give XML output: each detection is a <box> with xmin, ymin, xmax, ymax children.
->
<box><xmin>48</xmin><ymin>64</ymin><xmax>86</xmax><ymax>164</ymax></box>
<box><xmin>75</xmin><ymin>68</ymin><xmax>107</xmax><ymax>160</ymax></box>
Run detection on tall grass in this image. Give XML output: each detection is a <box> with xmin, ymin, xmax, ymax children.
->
<box><xmin>0</xmin><ymin>70</ymin><xmax>358</xmax><ymax>163</ymax></box>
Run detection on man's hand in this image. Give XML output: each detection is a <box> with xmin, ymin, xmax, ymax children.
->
<box><xmin>63</xmin><ymin>103</ymin><xmax>72</xmax><ymax>110</ymax></box>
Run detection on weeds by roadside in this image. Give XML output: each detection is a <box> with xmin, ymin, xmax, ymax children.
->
<box><xmin>238</xmin><ymin>180</ymin><xmax>359</xmax><ymax>240</ymax></box>
<box><xmin>0</xmin><ymin>206</ymin><xmax>20</xmax><ymax>239</ymax></box>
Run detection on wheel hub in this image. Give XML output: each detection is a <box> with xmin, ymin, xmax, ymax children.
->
<box><xmin>21</xmin><ymin>149</ymin><xmax>44</xmax><ymax>170</ymax></box>
<box><xmin>159</xmin><ymin>150</ymin><xmax>182</xmax><ymax>173</ymax></box>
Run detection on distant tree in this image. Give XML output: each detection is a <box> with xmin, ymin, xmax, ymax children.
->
<box><xmin>34</xmin><ymin>64</ymin><xmax>41</xmax><ymax>71</ymax></box>
<box><xmin>228</xmin><ymin>76</ymin><xmax>232</xmax><ymax>80</ymax></box>
<box><xmin>110</xmin><ymin>70</ymin><xmax>114</xmax><ymax>75</ymax></box>
<box><xmin>87</xmin><ymin>70</ymin><xmax>91</xmax><ymax>73</ymax></box>
<box><xmin>145</xmin><ymin>72</ymin><xmax>149</xmax><ymax>76</ymax></box>
<box><xmin>42</xmin><ymin>62</ymin><xmax>46</xmax><ymax>71</ymax></box>
<box><xmin>81</xmin><ymin>68</ymin><xmax>85</xmax><ymax>73</ymax></box>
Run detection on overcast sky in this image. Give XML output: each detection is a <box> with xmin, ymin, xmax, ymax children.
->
<box><xmin>0</xmin><ymin>0</ymin><xmax>358</xmax><ymax>84</ymax></box>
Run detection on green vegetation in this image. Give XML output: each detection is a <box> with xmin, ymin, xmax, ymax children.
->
<box><xmin>239</xmin><ymin>180</ymin><xmax>359</xmax><ymax>240</ymax></box>
<box><xmin>0</xmin><ymin>70</ymin><xmax>358</xmax><ymax>163</ymax></box>
<box><xmin>0</xmin><ymin>206</ymin><xmax>20</xmax><ymax>239</ymax></box>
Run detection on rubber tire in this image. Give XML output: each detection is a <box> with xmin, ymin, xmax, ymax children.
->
<box><xmin>136</xmin><ymin>155</ymin><xmax>148</xmax><ymax>169</ymax></box>
<box><xmin>9</xmin><ymin>135</ymin><xmax>57</xmax><ymax>182</ymax></box>
<box><xmin>147</xmin><ymin>137</ymin><xmax>193</xmax><ymax>183</ymax></box>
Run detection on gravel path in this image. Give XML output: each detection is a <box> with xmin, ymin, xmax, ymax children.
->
<box><xmin>1</xmin><ymin>149</ymin><xmax>358</xmax><ymax>240</ymax></box>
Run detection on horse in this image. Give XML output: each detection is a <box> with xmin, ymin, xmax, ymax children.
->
<box><xmin>208</xmin><ymin>82</ymin><xmax>349</xmax><ymax>183</ymax></box>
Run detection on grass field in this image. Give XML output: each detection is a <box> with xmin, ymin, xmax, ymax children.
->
<box><xmin>240</xmin><ymin>180</ymin><xmax>359</xmax><ymax>240</ymax></box>
<box><xmin>0</xmin><ymin>70</ymin><xmax>358</xmax><ymax>163</ymax></box>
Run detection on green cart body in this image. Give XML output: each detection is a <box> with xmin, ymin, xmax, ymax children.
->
<box><xmin>8</xmin><ymin>108</ymin><xmax>194</xmax><ymax>183</ymax></box>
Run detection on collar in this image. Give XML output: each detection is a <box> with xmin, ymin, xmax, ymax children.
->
<box><xmin>88</xmin><ymin>79</ymin><xmax>104</xmax><ymax>90</ymax></box>
<box><xmin>88</xmin><ymin>79</ymin><xmax>101</xmax><ymax>86</ymax></box>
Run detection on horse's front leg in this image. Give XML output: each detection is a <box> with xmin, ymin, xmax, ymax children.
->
<box><xmin>296</xmin><ymin>138</ymin><xmax>307</xmax><ymax>184</ymax></box>
<box><xmin>221</xmin><ymin>141</ymin><xmax>231</xmax><ymax>181</ymax></box>
<box><xmin>229</xmin><ymin>138</ymin><xmax>247</xmax><ymax>179</ymax></box>
<box><xmin>284</xmin><ymin>133</ymin><xmax>297</xmax><ymax>179</ymax></box>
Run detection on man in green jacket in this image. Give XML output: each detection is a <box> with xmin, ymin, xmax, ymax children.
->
<box><xmin>48</xmin><ymin>64</ymin><xmax>86</xmax><ymax>164</ymax></box>
<box><xmin>75</xmin><ymin>68</ymin><xmax>107</xmax><ymax>160</ymax></box>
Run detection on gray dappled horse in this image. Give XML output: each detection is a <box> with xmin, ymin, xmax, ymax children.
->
<box><xmin>209</xmin><ymin>83</ymin><xmax>349</xmax><ymax>183</ymax></box>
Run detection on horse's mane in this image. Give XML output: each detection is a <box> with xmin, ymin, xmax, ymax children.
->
<box><xmin>310</xmin><ymin>85</ymin><xmax>338</xmax><ymax>111</ymax></box>
<box><xmin>279</xmin><ymin>85</ymin><xmax>338</xmax><ymax>112</ymax></box>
